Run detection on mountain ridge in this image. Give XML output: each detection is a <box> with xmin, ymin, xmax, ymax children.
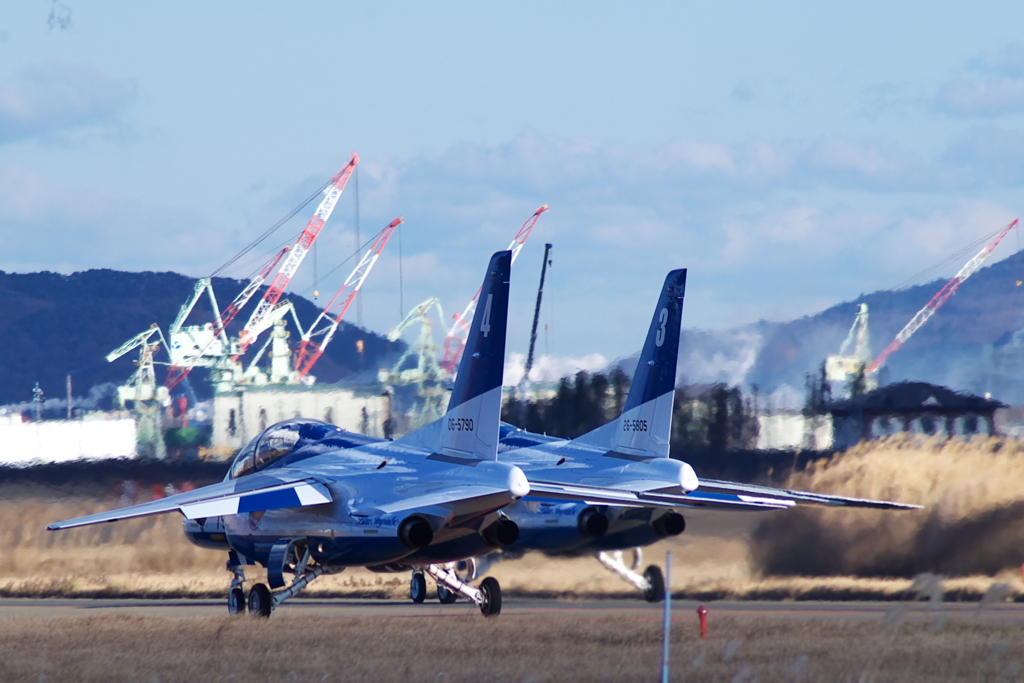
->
<box><xmin>0</xmin><ymin>269</ymin><xmax>403</xmax><ymax>408</ymax></box>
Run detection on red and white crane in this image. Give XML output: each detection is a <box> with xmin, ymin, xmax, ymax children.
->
<box><xmin>163</xmin><ymin>248</ymin><xmax>291</xmax><ymax>391</ymax></box>
<box><xmin>215</xmin><ymin>247</ymin><xmax>290</xmax><ymax>338</ymax></box>
<box><xmin>867</xmin><ymin>218</ymin><xmax>1019</xmax><ymax>375</ymax></box>
<box><xmin>238</xmin><ymin>153</ymin><xmax>359</xmax><ymax>353</ymax></box>
<box><xmin>293</xmin><ymin>217</ymin><xmax>404</xmax><ymax>379</ymax></box>
<box><xmin>439</xmin><ymin>205</ymin><xmax>549</xmax><ymax>372</ymax></box>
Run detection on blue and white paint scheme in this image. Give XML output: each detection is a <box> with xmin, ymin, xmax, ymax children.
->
<box><xmin>476</xmin><ymin>268</ymin><xmax>919</xmax><ymax>603</ymax></box>
<box><xmin>48</xmin><ymin>251</ymin><xmax>533</xmax><ymax>618</ymax></box>
<box><xmin>575</xmin><ymin>268</ymin><xmax>686</xmax><ymax>461</ymax></box>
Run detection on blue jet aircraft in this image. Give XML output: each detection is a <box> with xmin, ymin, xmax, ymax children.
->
<box><xmin>50</xmin><ymin>251</ymin><xmax>540</xmax><ymax>617</ymax></box>
<box><xmin>404</xmin><ymin>268</ymin><xmax>920</xmax><ymax>604</ymax></box>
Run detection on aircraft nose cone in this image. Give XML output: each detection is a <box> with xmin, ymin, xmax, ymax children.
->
<box><xmin>680</xmin><ymin>462</ymin><xmax>699</xmax><ymax>493</ymax></box>
<box><xmin>508</xmin><ymin>465</ymin><xmax>530</xmax><ymax>499</ymax></box>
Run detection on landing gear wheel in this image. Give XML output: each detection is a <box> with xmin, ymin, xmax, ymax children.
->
<box><xmin>478</xmin><ymin>577</ymin><xmax>502</xmax><ymax>617</ymax></box>
<box><xmin>410</xmin><ymin>573</ymin><xmax>427</xmax><ymax>603</ymax></box>
<box><xmin>247</xmin><ymin>582</ymin><xmax>273</xmax><ymax>618</ymax></box>
<box><xmin>643</xmin><ymin>565</ymin><xmax>665</xmax><ymax>603</ymax></box>
<box><xmin>437</xmin><ymin>584</ymin><xmax>458</xmax><ymax>604</ymax></box>
<box><xmin>228</xmin><ymin>586</ymin><xmax>246</xmax><ymax>615</ymax></box>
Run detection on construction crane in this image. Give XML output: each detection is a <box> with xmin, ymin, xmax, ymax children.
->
<box><xmin>293</xmin><ymin>217</ymin><xmax>404</xmax><ymax>380</ymax></box>
<box><xmin>867</xmin><ymin>218</ymin><xmax>1019</xmax><ymax>376</ymax></box>
<box><xmin>378</xmin><ymin>297</ymin><xmax>449</xmax><ymax>427</ymax></box>
<box><xmin>519</xmin><ymin>242</ymin><xmax>553</xmax><ymax>399</ymax></box>
<box><xmin>107</xmin><ymin>325</ymin><xmax>171</xmax><ymax>406</ymax></box>
<box><xmin>106</xmin><ymin>324</ymin><xmax>170</xmax><ymax>459</ymax></box>
<box><xmin>824</xmin><ymin>303</ymin><xmax>872</xmax><ymax>392</ymax></box>
<box><xmin>215</xmin><ymin>247</ymin><xmax>290</xmax><ymax>336</ymax></box>
<box><xmin>163</xmin><ymin>248</ymin><xmax>290</xmax><ymax>392</ymax></box>
<box><xmin>160</xmin><ymin>155</ymin><xmax>358</xmax><ymax>392</ymax></box>
<box><xmin>440</xmin><ymin>205</ymin><xmax>549</xmax><ymax>372</ymax></box>
<box><xmin>239</xmin><ymin>153</ymin><xmax>359</xmax><ymax>353</ymax></box>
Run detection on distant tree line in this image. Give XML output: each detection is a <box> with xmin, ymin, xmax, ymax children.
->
<box><xmin>501</xmin><ymin>370</ymin><xmax>759</xmax><ymax>452</ymax></box>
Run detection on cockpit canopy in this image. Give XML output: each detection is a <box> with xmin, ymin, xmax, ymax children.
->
<box><xmin>227</xmin><ymin>419</ymin><xmax>337</xmax><ymax>479</ymax></box>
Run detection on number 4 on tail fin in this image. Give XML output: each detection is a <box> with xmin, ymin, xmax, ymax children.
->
<box><xmin>397</xmin><ymin>252</ymin><xmax>512</xmax><ymax>462</ymax></box>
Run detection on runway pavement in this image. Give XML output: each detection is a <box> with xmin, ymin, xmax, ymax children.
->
<box><xmin>1</xmin><ymin>597</ymin><xmax>1022</xmax><ymax>624</ymax></box>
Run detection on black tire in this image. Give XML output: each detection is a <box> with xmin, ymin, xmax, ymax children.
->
<box><xmin>643</xmin><ymin>565</ymin><xmax>665</xmax><ymax>603</ymax></box>
<box><xmin>248</xmin><ymin>582</ymin><xmax>273</xmax><ymax>618</ymax></box>
<box><xmin>437</xmin><ymin>584</ymin><xmax>458</xmax><ymax>604</ymax></box>
<box><xmin>478</xmin><ymin>577</ymin><xmax>502</xmax><ymax>617</ymax></box>
<box><xmin>228</xmin><ymin>586</ymin><xmax>246</xmax><ymax>615</ymax></box>
<box><xmin>410</xmin><ymin>573</ymin><xmax>427</xmax><ymax>603</ymax></box>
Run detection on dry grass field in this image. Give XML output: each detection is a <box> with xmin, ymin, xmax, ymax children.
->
<box><xmin>1</xmin><ymin>614</ymin><xmax>1022</xmax><ymax>682</ymax></box>
<box><xmin>3</xmin><ymin>435</ymin><xmax>1024</xmax><ymax>602</ymax></box>
<box><xmin>752</xmin><ymin>435</ymin><xmax>1024</xmax><ymax>579</ymax></box>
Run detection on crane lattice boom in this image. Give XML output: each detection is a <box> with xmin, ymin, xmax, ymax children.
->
<box><xmin>239</xmin><ymin>153</ymin><xmax>359</xmax><ymax>351</ymax></box>
<box><xmin>293</xmin><ymin>217</ymin><xmax>404</xmax><ymax>379</ymax></box>
<box><xmin>216</xmin><ymin>247</ymin><xmax>289</xmax><ymax>336</ymax></box>
<box><xmin>868</xmin><ymin>218</ymin><xmax>1019</xmax><ymax>374</ymax></box>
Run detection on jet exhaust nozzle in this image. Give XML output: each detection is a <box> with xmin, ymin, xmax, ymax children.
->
<box><xmin>578</xmin><ymin>507</ymin><xmax>609</xmax><ymax>537</ymax></box>
<box><xmin>398</xmin><ymin>516</ymin><xmax>434</xmax><ymax>549</ymax></box>
<box><xmin>652</xmin><ymin>511</ymin><xmax>685</xmax><ymax>538</ymax></box>
<box><xmin>481</xmin><ymin>518</ymin><xmax>520</xmax><ymax>547</ymax></box>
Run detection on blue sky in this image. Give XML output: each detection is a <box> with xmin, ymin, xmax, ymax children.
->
<box><xmin>3</xmin><ymin>2</ymin><xmax>1024</xmax><ymax>378</ymax></box>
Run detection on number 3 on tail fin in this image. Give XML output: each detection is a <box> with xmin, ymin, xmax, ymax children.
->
<box><xmin>480</xmin><ymin>294</ymin><xmax>494</xmax><ymax>338</ymax></box>
<box><xmin>655</xmin><ymin>308</ymin><xmax>668</xmax><ymax>347</ymax></box>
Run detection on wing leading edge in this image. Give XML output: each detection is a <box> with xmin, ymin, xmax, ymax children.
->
<box><xmin>527</xmin><ymin>479</ymin><xmax>920</xmax><ymax>512</ymax></box>
<box><xmin>47</xmin><ymin>474</ymin><xmax>332</xmax><ymax>530</ymax></box>
<box><xmin>694</xmin><ymin>478</ymin><xmax>922</xmax><ymax>510</ymax></box>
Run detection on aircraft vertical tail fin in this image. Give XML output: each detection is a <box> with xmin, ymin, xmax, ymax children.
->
<box><xmin>577</xmin><ymin>269</ymin><xmax>686</xmax><ymax>458</ymax></box>
<box><xmin>398</xmin><ymin>251</ymin><xmax>512</xmax><ymax>461</ymax></box>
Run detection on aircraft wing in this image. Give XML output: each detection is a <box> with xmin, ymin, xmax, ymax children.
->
<box><xmin>47</xmin><ymin>473</ymin><xmax>332</xmax><ymax>530</ymax></box>
<box><xmin>693</xmin><ymin>478</ymin><xmax>922</xmax><ymax>510</ymax></box>
<box><xmin>528</xmin><ymin>479</ymin><xmax>920</xmax><ymax>512</ymax></box>
<box><xmin>528</xmin><ymin>481</ymin><xmax>795</xmax><ymax>511</ymax></box>
<box><xmin>358</xmin><ymin>485</ymin><xmax>521</xmax><ymax>516</ymax></box>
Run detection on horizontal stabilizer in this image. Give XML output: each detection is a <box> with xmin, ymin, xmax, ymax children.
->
<box><xmin>47</xmin><ymin>475</ymin><xmax>332</xmax><ymax>530</ymax></box>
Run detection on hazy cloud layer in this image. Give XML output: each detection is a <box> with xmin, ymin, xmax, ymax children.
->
<box><xmin>0</xmin><ymin>63</ymin><xmax>136</xmax><ymax>145</ymax></box>
<box><xmin>937</xmin><ymin>44</ymin><xmax>1024</xmax><ymax>117</ymax></box>
<box><xmin>2</xmin><ymin>125</ymin><xmax>1021</xmax><ymax>362</ymax></box>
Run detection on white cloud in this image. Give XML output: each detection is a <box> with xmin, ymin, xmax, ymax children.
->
<box><xmin>3</xmin><ymin>127</ymin><xmax>1020</xmax><ymax>363</ymax></box>
<box><xmin>878</xmin><ymin>200</ymin><xmax>1018</xmax><ymax>273</ymax></box>
<box><xmin>0</xmin><ymin>63</ymin><xmax>137</xmax><ymax>145</ymax></box>
<box><xmin>944</xmin><ymin>125</ymin><xmax>1024</xmax><ymax>184</ymax></box>
<box><xmin>0</xmin><ymin>164</ymin><xmax>226</xmax><ymax>275</ymax></box>
<box><xmin>937</xmin><ymin>77</ymin><xmax>1024</xmax><ymax>117</ymax></box>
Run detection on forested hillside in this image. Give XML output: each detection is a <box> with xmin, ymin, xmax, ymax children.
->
<box><xmin>0</xmin><ymin>269</ymin><xmax>402</xmax><ymax>408</ymax></box>
<box><xmin>744</xmin><ymin>249</ymin><xmax>1024</xmax><ymax>402</ymax></box>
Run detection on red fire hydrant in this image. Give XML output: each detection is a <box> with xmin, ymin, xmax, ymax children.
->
<box><xmin>697</xmin><ymin>604</ymin><xmax>708</xmax><ymax>639</ymax></box>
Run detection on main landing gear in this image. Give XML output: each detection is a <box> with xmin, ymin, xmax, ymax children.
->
<box><xmin>597</xmin><ymin>548</ymin><xmax>666</xmax><ymax>603</ymax></box>
<box><xmin>226</xmin><ymin>547</ymin><xmax>341</xmax><ymax>619</ymax></box>
<box><xmin>409</xmin><ymin>560</ymin><xmax>502</xmax><ymax>616</ymax></box>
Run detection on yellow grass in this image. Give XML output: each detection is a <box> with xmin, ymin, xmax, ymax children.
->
<box><xmin>7</xmin><ymin>435</ymin><xmax>1024</xmax><ymax>601</ymax></box>
<box><xmin>752</xmin><ymin>434</ymin><xmax>1024</xmax><ymax>578</ymax></box>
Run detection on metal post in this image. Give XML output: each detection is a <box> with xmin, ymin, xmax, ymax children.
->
<box><xmin>661</xmin><ymin>551</ymin><xmax>672</xmax><ymax>683</ymax></box>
